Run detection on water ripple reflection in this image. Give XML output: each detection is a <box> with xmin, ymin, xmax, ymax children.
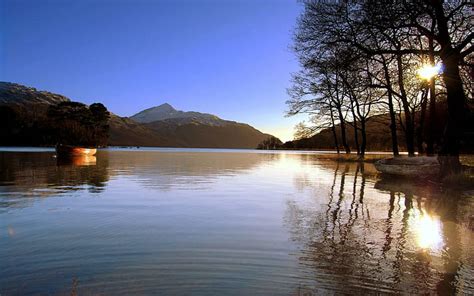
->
<box><xmin>0</xmin><ymin>149</ymin><xmax>472</xmax><ymax>295</ymax></box>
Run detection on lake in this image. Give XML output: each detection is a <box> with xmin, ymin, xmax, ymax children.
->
<box><xmin>1</xmin><ymin>148</ymin><xmax>473</xmax><ymax>295</ymax></box>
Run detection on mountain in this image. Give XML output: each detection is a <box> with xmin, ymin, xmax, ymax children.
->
<box><xmin>0</xmin><ymin>82</ymin><xmax>278</xmax><ymax>148</ymax></box>
<box><xmin>126</xmin><ymin>103</ymin><xmax>275</xmax><ymax>148</ymax></box>
<box><xmin>0</xmin><ymin>82</ymin><xmax>69</xmax><ymax>106</ymax></box>
<box><xmin>142</xmin><ymin>117</ymin><xmax>274</xmax><ymax>148</ymax></box>
<box><xmin>108</xmin><ymin>114</ymin><xmax>171</xmax><ymax>146</ymax></box>
<box><xmin>130</xmin><ymin>103</ymin><xmax>221</xmax><ymax>124</ymax></box>
<box><xmin>0</xmin><ymin>82</ymin><xmax>166</xmax><ymax>147</ymax></box>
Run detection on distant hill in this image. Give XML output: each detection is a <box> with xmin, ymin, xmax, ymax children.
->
<box><xmin>281</xmin><ymin>114</ymin><xmax>407</xmax><ymax>151</ymax></box>
<box><xmin>130</xmin><ymin>103</ymin><xmax>221</xmax><ymax>124</ymax></box>
<box><xmin>281</xmin><ymin>109</ymin><xmax>473</xmax><ymax>153</ymax></box>
<box><xmin>0</xmin><ymin>82</ymin><xmax>277</xmax><ymax>148</ymax></box>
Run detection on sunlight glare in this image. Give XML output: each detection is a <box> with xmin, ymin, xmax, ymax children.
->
<box><xmin>413</xmin><ymin>210</ymin><xmax>443</xmax><ymax>251</ymax></box>
<box><xmin>417</xmin><ymin>63</ymin><xmax>442</xmax><ymax>80</ymax></box>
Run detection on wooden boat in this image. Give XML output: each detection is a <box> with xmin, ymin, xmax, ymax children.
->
<box><xmin>55</xmin><ymin>144</ymin><xmax>97</xmax><ymax>156</ymax></box>
<box><xmin>374</xmin><ymin>156</ymin><xmax>440</xmax><ymax>177</ymax></box>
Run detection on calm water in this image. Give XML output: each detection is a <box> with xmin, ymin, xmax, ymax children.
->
<box><xmin>0</xmin><ymin>148</ymin><xmax>473</xmax><ymax>295</ymax></box>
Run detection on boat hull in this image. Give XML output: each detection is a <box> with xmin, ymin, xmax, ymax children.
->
<box><xmin>56</xmin><ymin>145</ymin><xmax>97</xmax><ymax>156</ymax></box>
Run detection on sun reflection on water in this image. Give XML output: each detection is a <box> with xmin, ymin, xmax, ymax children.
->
<box><xmin>411</xmin><ymin>209</ymin><xmax>443</xmax><ymax>251</ymax></box>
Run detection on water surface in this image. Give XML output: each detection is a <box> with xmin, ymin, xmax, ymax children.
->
<box><xmin>1</xmin><ymin>148</ymin><xmax>473</xmax><ymax>295</ymax></box>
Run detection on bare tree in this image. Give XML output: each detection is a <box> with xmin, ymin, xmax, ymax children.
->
<box><xmin>289</xmin><ymin>0</ymin><xmax>472</xmax><ymax>173</ymax></box>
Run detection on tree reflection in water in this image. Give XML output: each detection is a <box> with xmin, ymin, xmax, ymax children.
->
<box><xmin>285</xmin><ymin>161</ymin><xmax>473</xmax><ymax>295</ymax></box>
<box><xmin>0</xmin><ymin>151</ymin><xmax>471</xmax><ymax>294</ymax></box>
<box><xmin>0</xmin><ymin>151</ymin><xmax>109</xmax><ymax>209</ymax></box>
<box><xmin>0</xmin><ymin>150</ymin><xmax>272</xmax><ymax>208</ymax></box>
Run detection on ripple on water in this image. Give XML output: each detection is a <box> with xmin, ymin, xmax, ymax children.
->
<box><xmin>0</xmin><ymin>149</ymin><xmax>473</xmax><ymax>295</ymax></box>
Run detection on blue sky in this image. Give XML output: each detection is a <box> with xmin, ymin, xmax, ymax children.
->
<box><xmin>1</xmin><ymin>0</ymin><xmax>304</xmax><ymax>141</ymax></box>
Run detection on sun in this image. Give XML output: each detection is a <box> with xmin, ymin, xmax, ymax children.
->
<box><xmin>417</xmin><ymin>63</ymin><xmax>442</xmax><ymax>80</ymax></box>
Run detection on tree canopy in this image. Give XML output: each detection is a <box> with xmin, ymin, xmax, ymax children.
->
<box><xmin>287</xmin><ymin>0</ymin><xmax>473</xmax><ymax>173</ymax></box>
<box><xmin>48</xmin><ymin>101</ymin><xmax>110</xmax><ymax>147</ymax></box>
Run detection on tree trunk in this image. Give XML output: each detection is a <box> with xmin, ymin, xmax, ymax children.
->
<box><xmin>342</xmin><ymin>75</ymin><xmax>359</xmax><ymax>155</ymax></box>
<box><xmin>396</xmin><ymin>54</ymin><xmax>415</xmax><ymax>156</ymax></box>
<box><xmin>334</xmin><ymin>73</ymin><xmax>350</xmax><ymax>154</ymax></box>
<box><xmin>381</xmin><ymin>57</ymin><xmax>400</xmax><ymax>156</ymax></box>
<box><xmin>417</xmin><ymin>88</ymin><xmax>428</xmax><ymax>154</ymax></box>
<box><xmin>426</xmin><ymin>35</ymin><xmax>437</xmax><ymax>156</ymax></box>
<box><xmin>404</xmin><ymin>112</ymin><xmax>416</xmax><ymax>156</ymax></box>
<box><xmin>337</xmin><ymin>106</ymin><xmax>351</xmax><ymax>154</ymax></box>
<box><xmin>432</xmin><ymin>0</ymin><xmax>465</xmax><ymax>174</ymax></box>
<box><xmin>426</xmin><ymin>78</ymin><xmax>437</xmax><ymax>155</ymax></box>
<box><xmin>350</xmin><ymin>105</ymin><xmax>360</xmax><ymax>155</ymax></box>
<box><xmin>437</xmin><ymin>56</ymin><xmax>464</xmax><ymax>174</ymax></box>
<box><xmin>388</xmin><ymin>99</ymin><xmax>400</xmax><ymax>156</ymax></box>
<box><xmin>360</xmin><ymin>118</ymin><xmax>367</xmax><ymax>157</ymax></box>
<box><xmin>329</xmin><ymin>104</ymin><xmax>340</xmax><ymax>154</ymax></box>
